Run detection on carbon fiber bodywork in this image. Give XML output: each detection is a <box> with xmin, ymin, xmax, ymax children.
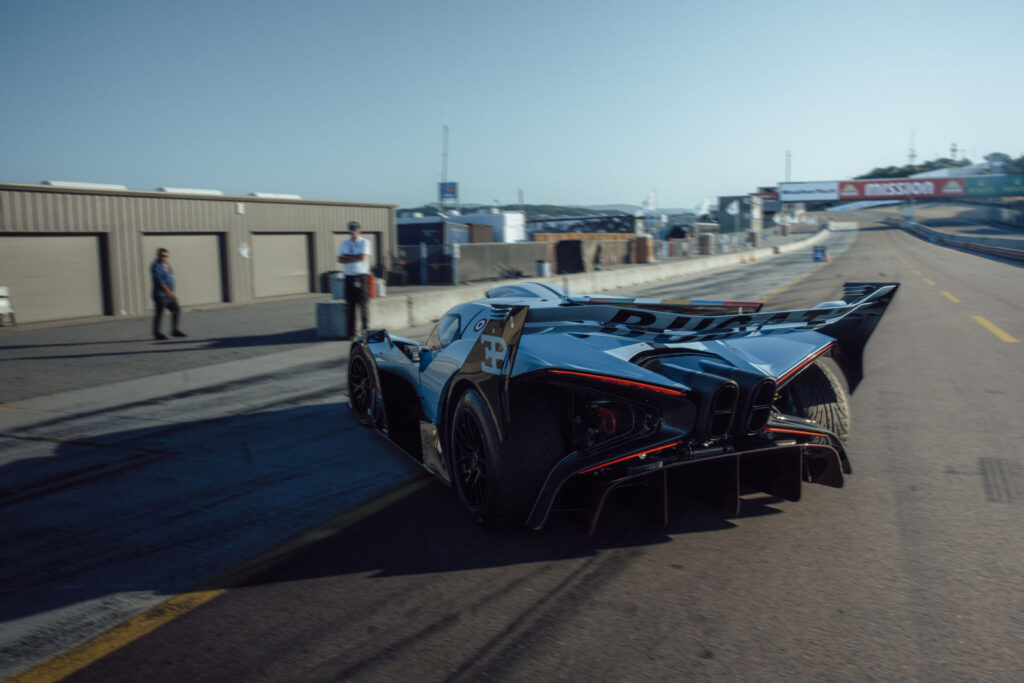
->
<box><xmin>347</xmin><ymin>281</ymin><xmax>898</xmax><ymax>531</ymax></box>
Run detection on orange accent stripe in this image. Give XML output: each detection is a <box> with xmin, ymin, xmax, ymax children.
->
<box><xmin>578</xmin><ymin>441</ymin><xmax>682</xmax><ymax>475</ymax></box>
<box><xmin>549</xmin><ymin>370</ymin><xmax>685</xmax><ymax>396</ymax></box>
<box><xmin>777</xmin><ymin>343</ymin><xmax>834</xmax><ymax>384</ymax></box>
<box><xmin>767</xmin><ymin>427</ymin><xmax>825</xmax><ymax>438</ymax></box>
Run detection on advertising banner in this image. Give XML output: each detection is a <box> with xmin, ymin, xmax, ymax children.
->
<box><xmin>965</xmin><ymin>175</ymin><xmax>1024</xmax><ymax>196</ymax></box>
<box><xmin>836</xmin><ymin>178</ymin><xmax>966</xmax><ymax>200</ymax></box>
<box><xmin>778</xmin><ymin>182</ymin><xmax>838</xmax><ymax>202</ymax></box>
<box><xmin>439</xmin><ymin>182</ymin><xmax>458</xmax><ymax>201</ymax></box>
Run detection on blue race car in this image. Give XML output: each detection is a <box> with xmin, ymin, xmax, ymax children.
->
<box><xmin>347</xmin><ymin>281</ymin><xmax>898</xmax><ymax>532</ymax></box>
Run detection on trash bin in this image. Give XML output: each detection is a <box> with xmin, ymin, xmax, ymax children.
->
<box><xmin>536</xmin><ymin>260</ymin><xmax>552</xmax><ymax>277</ymax></box>
<box><xmin>330</xmin><ymin>273</ymin><xmax>345</xmax><ymax>299</ymax></box>
<box><xmin>0</xmin><ymin>286</ymin><xmax>15</xmax><ymax>326</ymax></box>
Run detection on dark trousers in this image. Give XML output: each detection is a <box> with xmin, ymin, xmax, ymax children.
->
<box><xmin>153</xmin><ymin>296</ymin><xmax>181</xmax><ymax>334</ymax></box>
<box><xmin>345</xmin><ymin>274</ymin><xmax>369</xmax><ymax>336</ymax></box>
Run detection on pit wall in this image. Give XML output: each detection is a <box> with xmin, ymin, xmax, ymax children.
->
<box><xmin>369</xmin><ymin>228</ymin><xmax>832</xmax><ymax>330</ymax></box>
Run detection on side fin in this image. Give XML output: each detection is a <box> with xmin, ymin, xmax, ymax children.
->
<box><xmin>819</xmin><ymin>282</ymin><xmax>899</xmax><ymax>392</ymax></box>
<box><xmin>449</xmin><ymin>305</ymin><xmax>528</xmax><ymax>440</ymax></box>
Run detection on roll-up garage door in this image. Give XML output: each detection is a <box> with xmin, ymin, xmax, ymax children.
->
<box><xmin>0</xmin><ymin>234</ymin><xmax>105</xmax><ymax>323</ymax></box>
<box><xmin>252</xmin><ymin>233</ymin><xmax>311</xmax><ymax>298</ymax></box>
<box><xmin>141</xmin><ymin>234</ymin><xmax>224</xmax><ymax>309</ymax></box>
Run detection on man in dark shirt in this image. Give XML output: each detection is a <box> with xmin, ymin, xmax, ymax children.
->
<box><xmin>151</xmin><ymin>248</ymin><xmax>186</xmax><ymax>340</ymax></box>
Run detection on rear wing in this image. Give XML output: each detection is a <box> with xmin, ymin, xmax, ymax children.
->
<box><xmin>575</xmin><ymin>296</ymin><xmax>764</xmax><ymax>316</ymax></box>
<box><xmin>527</xmin><ymin>282</ymin><xmax>899</xmax><ymax>392</ymax></box>
<box><xmin>527</xmin><ymin>283</ymin><xmax>895</xmax><ymax>337</ymax></box>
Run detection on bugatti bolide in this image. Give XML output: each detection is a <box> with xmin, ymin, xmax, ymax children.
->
<box><xmin>347</xmin><ymin>281</ymin><xmax>898</xmax><ymax>532</ymax></box>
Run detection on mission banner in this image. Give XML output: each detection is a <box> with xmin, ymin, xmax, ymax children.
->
<box><xmin>836</xmin><ymin>178</ymin><xmax>966</xmax><ymax>200</ymax></box>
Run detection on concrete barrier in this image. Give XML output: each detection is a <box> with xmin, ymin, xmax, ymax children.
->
<box><xmin>316</xmin><ymin>301</ymin><xmax>348</xmax><ymax>338</ymax></box>
<box><xmin>407</xmin><ymin>284</ymin><xmax>494</xmax><ymax>326</ymax></box>
<box><xmin>371</xmin><ymin>294</ymin><xmax>412</xmax><ymax>330</ymax></box>
<box><xmin>360</xmin><ymin>228</ymin><xmax>834</xmax><ymax>329</ymax></box>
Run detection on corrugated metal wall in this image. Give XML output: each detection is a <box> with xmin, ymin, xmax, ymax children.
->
<box><xmin>0</xmin><ymin>184</ymin><xmax>395</xmax><ymax>320</ymax></box>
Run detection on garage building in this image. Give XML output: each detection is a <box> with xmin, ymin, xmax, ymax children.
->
<box><xmin>0</xmin><ymin>183</ymin><xmax>396</xmax><ymax>324</ymax></box>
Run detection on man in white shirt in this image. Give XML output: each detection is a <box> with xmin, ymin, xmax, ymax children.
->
<box><xmin>337</xmin><ymin>221</ymin><xmax>372</xmax><ymax>339</ymax></box>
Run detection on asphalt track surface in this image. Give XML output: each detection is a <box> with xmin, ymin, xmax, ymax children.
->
<box><xmin>5</xmin><ymin>220</ymin><xmax>1024</xmax><ymax>681</ymax></box>
<box><xmin>0</xmin><ymin>229</ymin><xmax>838</xmax><ymax>680</ymax></box>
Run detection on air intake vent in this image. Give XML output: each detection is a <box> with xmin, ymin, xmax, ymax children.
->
<box><xmin>709</xmin><ymin>384</ymin><xmax>738</xmax><ymax>437</ymax></box>
<box><xmin>745</xmin><ymin>379</ymin><xmax>777</xmax><ymax>433</ymax></box>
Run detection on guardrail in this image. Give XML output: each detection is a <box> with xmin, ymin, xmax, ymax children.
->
<box><xmin>901</xmin><ymin>221</ymin><xmax>1024</xmax><ymax>263</ymax></box>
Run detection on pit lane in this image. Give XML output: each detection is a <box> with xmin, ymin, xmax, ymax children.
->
<box><xmin>4</xmin><ymin>218</ymin><xmax>1023</xmax><ymax>681</ymax></box>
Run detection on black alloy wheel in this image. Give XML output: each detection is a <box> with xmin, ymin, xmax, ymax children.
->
<box><xmin>452</xmin><ymin>408</ymin><xmax>488</xmax><ymax>511</ymax></box>
<box><xmin>448</xmin><ymin>388</ymin><xmax>564</xmax><ymax>530</ymax></box>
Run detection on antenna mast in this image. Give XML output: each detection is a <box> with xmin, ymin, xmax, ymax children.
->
<box><xmin>441</xmin><ymin>124</ymin><xmax>449</xmax><ymax>186</ymax></box>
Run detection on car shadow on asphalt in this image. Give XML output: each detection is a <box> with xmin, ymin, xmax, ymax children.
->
<box><xmin>0</xmin><ymin>400</ymin><xmax>787</xmax><ymax>624</ymax></box>
<box><xmin>233</xmin><ymin>474</ymin><xmax>786</xmax><ymax>591</ymax></box>
<box><xmin>0</xmin><ymin>401</ymin><xmax>389</xmax><ymax>623</ymax></box>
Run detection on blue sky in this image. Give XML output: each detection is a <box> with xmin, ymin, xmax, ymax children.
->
<box><xmin>1</xmin><ymin>0</ymin><xmax>1022</xmax><ymax>209</ymax></box>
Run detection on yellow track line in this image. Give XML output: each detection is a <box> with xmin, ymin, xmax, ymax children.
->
<box><xmin>893</xmin><ymin>252</ymin><xmax>914</xmax><ymax>269</ymax></box>
<box><xmin>760</xmin><ymin>264</ymin><xmax>830</xmax><ymax>304</ymax></box>
<box><xmin>941</xmin><ymin>291</ymin><xmax>960</xmax><ymax>303</ymax></box>
<box><xmin>922</xmin><ymin>278</ymin><xmax>935</xmax><ymax>286</ymax></box>
<box><xmin>9</xmin><ymin>477</ymin><xmax>431</xmax><ymax>683</ymax></box>
<box><xmin>971</xmin><ymin>316</ymin><xmax>1020</xmax><ymax>343</ymax></box>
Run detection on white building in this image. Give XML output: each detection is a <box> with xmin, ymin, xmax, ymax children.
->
<box><xmin>397</xmin><ymin>208</ymin><xmax>526</xmax><ymax>244</ymax></box>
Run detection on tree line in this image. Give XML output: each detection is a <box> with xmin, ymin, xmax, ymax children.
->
<box><xmin>856</xmin><ymin>152</ymin><xmax>1024</xmax><ymax>179</ymax></box>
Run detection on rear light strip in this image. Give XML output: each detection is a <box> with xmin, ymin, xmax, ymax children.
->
<box><xmin>578</xmin><ymin>440</ymin><xmax>682</xmax><ymax>475</ymax></box>
<box><xmin>548</xmin><ymin>369</ymin><xmax>685</xmax><ymax>396</ymax></box>
<box><xmin>766</xmin><ymin>427</ymin><xmax>826</xmax><ymax>438</ymax></box>
<box><xmin>776</xmin><ymin>343</ymin><xmax>835</xmax><ymax>384</ymax></box>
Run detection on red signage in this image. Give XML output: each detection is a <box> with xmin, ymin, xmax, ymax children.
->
<box><xmin>752</xmin><ymin>191</ymin><xmax>778</xmax><ymax>200</ymax></box>
<box><xmin>837</xmin><ymin>178</ymin><xmax>966</xmax><ymax>200</ymax></box>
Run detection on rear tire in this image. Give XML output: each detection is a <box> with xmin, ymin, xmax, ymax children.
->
<box><xmin>781</xmin><ymin>358</ymin><xmax>850</xmax><ymax>440</ymax></box>
<box><xmin>450</xmin><ymin>389</ymin><xmax>563</xmax><ymax>530</ymax></box>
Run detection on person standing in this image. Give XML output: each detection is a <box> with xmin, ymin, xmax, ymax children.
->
<box><xmin>337</xmin><ymin>221</ymin><xmax>372</xmax><ymax>339</ymax></box>
<box><xmin>151</xmin><ymin>247</ymin><xmax>186</xmax><ymax>340</ymax></box>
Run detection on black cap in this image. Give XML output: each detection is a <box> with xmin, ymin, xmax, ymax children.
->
<box><xmin>348</xmin><ymin>221</ymin><xmax>361</xmax><ymax>230</ymax></box>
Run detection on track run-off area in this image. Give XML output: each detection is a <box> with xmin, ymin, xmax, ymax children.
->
<box><xmin>3</xmin><ymin>215</ymin><xmax>1022</xmax><ymax>681</ymax></box>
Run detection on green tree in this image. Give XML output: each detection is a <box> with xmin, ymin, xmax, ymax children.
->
<box><xmin>855</xmin><ymin>157</ymin><xmax>972</xmax><ymax>179</ymax></box>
